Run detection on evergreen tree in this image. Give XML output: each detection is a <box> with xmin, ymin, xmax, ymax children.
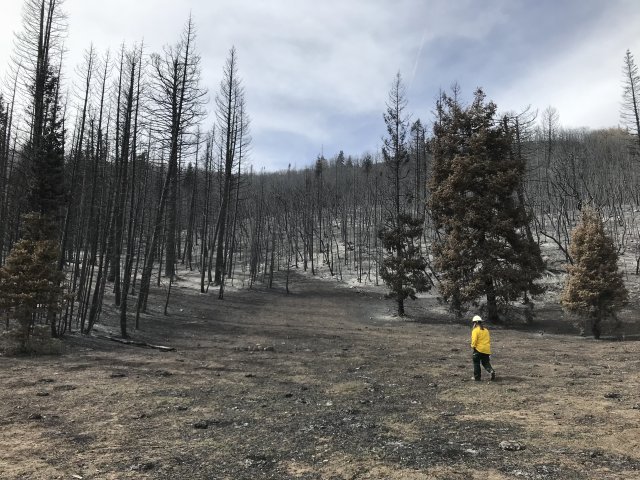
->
<box><xmin>0</xmin><ymin>214</ymin><xmax>65</xmax><ymax>350</ymax></box>
<box><xmin>378</xmin><ymin>73</ymin><xmax>430</xmax><ymax>315</ymax></box>
<box><xmin>27</xmin><ymin>70</ymin><xmax>66</xmax><ymax>222</ymax></box>
<box><xmin>378</xmin><ymin>214</ymin><xmax>430</xmax><ymax>316</ymax></box>
<box><xmin>561</xmin><ymin>208</ymin><xmax>628</xmax><ymax>339</ymax></box>
<box><xmin>429</xmin><ymin>88</ymin><xmax>544</xmax><ymax>320</ymax></box>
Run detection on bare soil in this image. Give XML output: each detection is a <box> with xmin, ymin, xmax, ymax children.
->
<box><xmin>1</xmin><ymin>272</ymin><xmax>640</xmax><ymax>479</ymax></box>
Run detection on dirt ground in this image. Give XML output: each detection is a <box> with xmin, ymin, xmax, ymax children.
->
<box><xmin>1</xmin><ymin>272</ymin><xmax>640</xmax><ymax>479</ymax></box>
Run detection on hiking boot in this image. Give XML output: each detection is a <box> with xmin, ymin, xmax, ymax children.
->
<box><xmin>490</xmin><ymin>371</ymin><xmax>496</xmax><ymax>381</ymax></box>
<box><xmin>472</xmin><ymin>376</ymin><xmax>481</xmax><ymax>381</ymax></box>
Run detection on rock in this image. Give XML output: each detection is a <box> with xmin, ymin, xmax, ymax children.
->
<box><xmin>604</xmin><ymin>392</ymin><xmax>621</xmax><ymax>399</ymax></box>
<box><xmin>632</xmin><ymin>403</ymin><xmax>640</xmax><ymax>410</ymax></box>
<box><xmin>428</xmin><ymin>383</ymin><xmax>438</xmax><ymax>388</ymax></box>
<box><xmin>28</xmin><ymin>413</ymin><xmax>43</xmax><ymax>420</ymax></box>
<box><xmin>110</xmin><ymin>372</ymin><xmax>127</xmax><ymax>378</ymax></box>
<box><xmin>35</xmin><ymin>391</ymin><xmax>49</xmax><ymax>397</ymax></box>
<box><xmin>130</xmin><ymin>462</ymin><xmax>155</xmax><ymax>471</ymax></box>
<box><xmin>500</xmin><ymin>440</ymin><xmax>525</xmax><ymax>451</ymax></box>
<box><xmin>441</xmin><ymin>411</ymin><xmax>456</xmax><ymax>417</ymax></box>
<box><xmin>193</xmin><ymin>421</ymin><xmax>209</xmax><ymax>429</ymax></box>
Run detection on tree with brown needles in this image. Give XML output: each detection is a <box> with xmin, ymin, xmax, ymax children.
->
<box><xmin>561</xmin><ymin>208</ymin><xmax>628</xmax><ymax>339</ymax></box>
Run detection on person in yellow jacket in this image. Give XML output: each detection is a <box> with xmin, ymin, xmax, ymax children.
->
<box><xmin>471</xmin><ymin>315</ymin><xmax>496</xmax><ymax>381</ymax></box>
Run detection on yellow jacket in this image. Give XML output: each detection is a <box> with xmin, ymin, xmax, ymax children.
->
<box><xmin>471</xmin><ymin>326</ymin><xmax>491</xmax><ymax>354</ymax></box>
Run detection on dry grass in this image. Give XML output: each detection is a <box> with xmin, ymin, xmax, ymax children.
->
<box><xmin>1</xmin><ymin>271</ymin><xmax>639</xmax><ymax>479</ymax></box>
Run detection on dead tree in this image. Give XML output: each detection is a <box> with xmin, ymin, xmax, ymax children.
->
<box><xmin>136</xmin><ymin>16</ymin><xmax>205</xmax><ymax>319</ymax></box>
<box><xmin>213</xmin><ymin>47</ymin><xmax>249</xmax><ymax>287</ymax></box>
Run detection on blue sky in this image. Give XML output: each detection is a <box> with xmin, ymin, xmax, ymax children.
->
<box><xmin>1</xmin><ymin>0</ymin><xmax>639</xmax><ymax>171</ymax></box>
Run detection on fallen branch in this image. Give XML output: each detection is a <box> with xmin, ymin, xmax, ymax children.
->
<box><xmin>100</xmin><ymin>335</ymin><xmax>176</xmax><ymax>352</ymax></box>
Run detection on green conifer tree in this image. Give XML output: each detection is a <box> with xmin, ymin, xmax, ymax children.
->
<box><xmin>430</xmin><ymin>88</ymin><xmax>544</xmax><ymax>320</ymax></box>
<box><xmin>378</xmin><ymin>214</ymin><xmax>430</xmax><ymax>316</ymax></box>
<box><xmin>27</xmin><ymin>70</ymin><xmax>66</xmax><ymax>221</ymax></box>
<box><xmin>378</xmin><ymin>73</ymin><xmax>430</xmax><ymax>316</ymax></box>
<box><xmin>0</xmin><ymin>214</ymin><xmax>65</xmax><ymax>350</ymax></box>
<box><xmin>561</xmin><ymin>208</ymin><xmax>628</xmax><ymax>339</ymax></box>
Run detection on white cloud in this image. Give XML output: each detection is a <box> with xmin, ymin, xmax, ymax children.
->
<box><xmin>1</xmin><ymin>0</ymin><xmax>639</xmax><ymax>170</ymax></box>
<box><xmin>493</xmin><ymin>3</ymin><xmax>640</xmax><ymax>130</ymax></box>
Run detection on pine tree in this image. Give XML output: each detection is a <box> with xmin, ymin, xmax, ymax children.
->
<box><xmin>429</xmin><ymin>88</ymin><xmax>544</xmax><ymax>320</ymax></box>
<box><xmin>378</xmin><ymin>214</ymin><xmax>430</xmax><ymax>316</ymax></box>
<box><xmin>561</xmin><ymin>208</ymin><xmax>628</xmax><ymax>339</ymax></box>
<box><xmin>378</xmin><ymin>73</ymin><xmax>430</xmax><ymax>315</ymax></box>
<box><xmin>0</xmin><ymin>214</ymin><xmax>65</xmax><ymax>350</ymax></box>
<box><xmin>27</xmin><ymin>70</ymin><xmax>66</xmax><ymax>221</ymax></box>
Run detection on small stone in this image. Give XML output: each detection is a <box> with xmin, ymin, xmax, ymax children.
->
<box><xmin>428</xmin><ymin>383</ymin><xmax>438</xmax><ymax>388</ymax></box>
<box><xmin>35</xmin><ymin>391</ymin><xmax>49</xmax><ymax>397</ymax></box>
<box><xmin>632</xmin><ymin>403</ymin><xmax>640</xmax><ymax>410</ymax></box>
<box><xmin>110</xmin><ymin>372</ymin><xmax>127</xmax><ymax>378</ymax></box>
<box><xmin>193</xmin><ymin>421</ymin><xmax>209</xmax><ymax>429</ymax></box>
<box><xmin>130</xmin><ymin>462</ymin><xmax>155</xmax><ymax>471</ymax></box>
<box><xmin>28</xmin><ymin>413</ymin><xmax>43</xmax><ymax>420</ymax></box>
<box><xmin>441</xmin><ymin>411</ymin><xmax>456</xmax><ymax>417</ymax></box>
<box><xmin>500</xmin><ymin>440</ymin><xmax>525</xmax><ymax>451</ymax></box>
<box><xmin>604</xmin><ymin>392</ymin><xmax>621</xmax><ymax>399</ymax></box>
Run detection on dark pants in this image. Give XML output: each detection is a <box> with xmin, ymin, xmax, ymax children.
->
<box><xmin>473</xmin><ymin>350</ymin><xmax>494</xmax><ymax>380</ymax></box>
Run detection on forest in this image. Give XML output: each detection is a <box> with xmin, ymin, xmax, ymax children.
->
<box><xmin>0</xmin><ymin>0</ymin><xmax>638</xmax><ymax>349</ymax></box>
<box><xmin>4</xmin><ymin>1</ymin><xmax>640</xmax><ymax>479</ymax></box>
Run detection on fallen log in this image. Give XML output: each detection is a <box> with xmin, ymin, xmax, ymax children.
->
<box><xmin>100</xmin><ymin>335</ymin><xmax>176</xmax><ymax>352</ymax></box>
